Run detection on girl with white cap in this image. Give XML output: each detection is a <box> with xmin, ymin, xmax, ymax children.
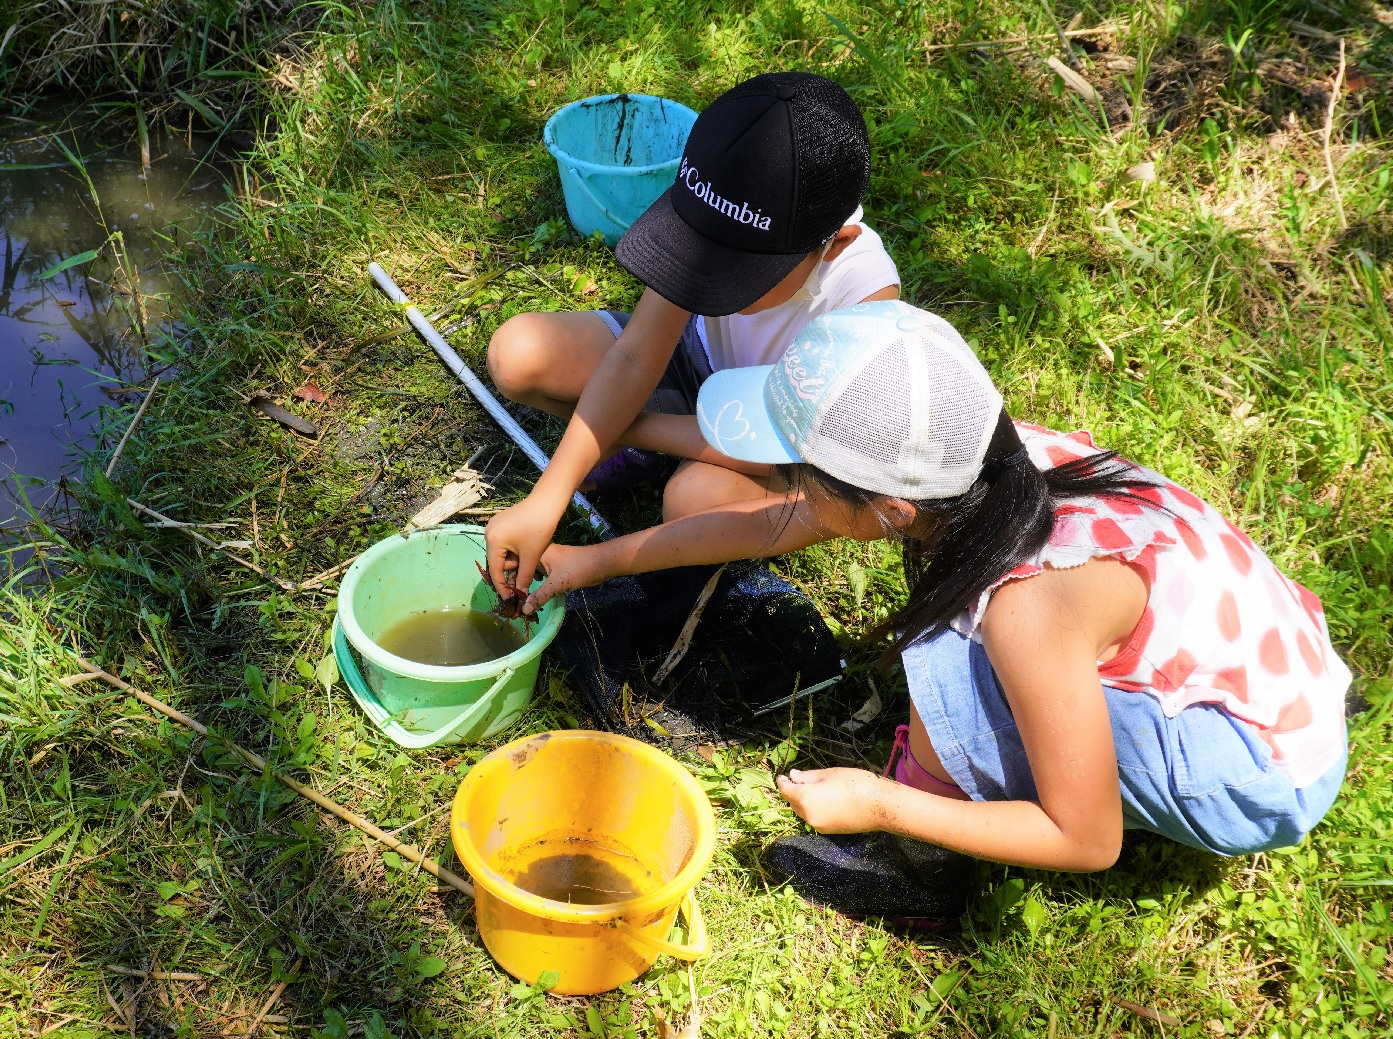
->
<box><xmin>523</xmin><ymin>300</ymin><xmax>1350</xmax><ymax>925</ymax></box>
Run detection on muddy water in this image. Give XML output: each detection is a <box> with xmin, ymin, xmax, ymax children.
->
<box><xmin>0</xmin><ymin>112</ymin><xmax>233</xmax><ymax>534</ymax></box>
<box><xmin>507</xmin><ymin>839</ymin><xmax>660</xmax><ymax>906</ymax></box>
<box><xmin>374</xmin><ymin>607</ymin><xmax>526</xmax><ymax>667</ymax></box>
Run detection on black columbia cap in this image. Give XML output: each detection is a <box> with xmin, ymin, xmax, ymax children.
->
<box><xmin>615</xmin><ymin>72</ymin><xmax>870</xmax><ymax>317</ymax></box>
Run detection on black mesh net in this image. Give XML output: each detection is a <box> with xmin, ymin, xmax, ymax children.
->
<box><xmin>549</xmin><ymin>562</ymin><xmax>845</xmax><ymax>751</ymax></box>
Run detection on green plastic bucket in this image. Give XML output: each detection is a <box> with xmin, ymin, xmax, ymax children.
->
<box><xmin>334</xmin><ymin>525</ymin><xmax>563</xmax><ymax>749</ymax></box>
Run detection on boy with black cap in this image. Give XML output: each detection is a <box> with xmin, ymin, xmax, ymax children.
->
<box><xmin>486</xmin><ymin>71</ymin><xmax>899</xmax><ymax>596</ymax></box>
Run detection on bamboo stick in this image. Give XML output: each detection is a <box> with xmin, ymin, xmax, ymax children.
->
<box><xmin>70</xmin><ymin>657</ymin><xmax>475</xmax><ymax>899</ymax></box>
<box><xmin>105</xmin><ymin>378</ymin><xmax>160</xmax><ymax>478</ymax></box>
<box><xmin>924</xmin><ymin>25</ymin><xmax>1115</xmax><ymax>53</ymax></box>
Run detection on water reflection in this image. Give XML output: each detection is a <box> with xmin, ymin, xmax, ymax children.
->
<box><xmin>0</xmin><ymin>111</ymin><xmax>233</xmax><ymax>533</ymax></box>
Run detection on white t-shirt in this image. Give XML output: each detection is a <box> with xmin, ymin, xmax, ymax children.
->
<box><xmin>697</xmin><ymin>211</ymin><xmax>900</xmax><ymax>371</ymax></box>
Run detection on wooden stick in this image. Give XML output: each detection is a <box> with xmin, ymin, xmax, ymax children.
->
<box><xmin>653</xmin><ymin>565</ymin><xmax>726</xmax><ymax>684</ymax></box>
<box><xmin>924</xmin><ymin>25</ymin><xmax>1113</xmax><ymax>53</ymax></box>
<box><xmin>107</xmin><ymin>965</ymin><xmax>204</xmax><ymax>982</ymax></box>
<box><xmin>58</xmin><ymin>672</ymin><xmax>103</xmax><ymax>687</ymax></box>
<box><xmin>242</xmin><ymin>957</ymin><xmax>301</xmax><ymax>1037</ymax></box>
<box><xmin>105</xmin><ymin>378</ymin><xmax>160</xmax><ymax>478</ymax></box>
<box><xmin>1322</xmin><ymin>40</ymin><xmax>1348</xmax><ymax>230</ymax></box>
<box><xmin>126</xmin><ymin>498</ymin><xmax>298</xmax><ymax>592</ymax></box>
<box><xmin>71</xmin><ymin>657</ymin><xmax>476</xmax><ymax>899</ymax></box>
<box><xmin>297</xmin><ymin>555</ymin><xmax>359</xmax><ymax>591</ymax></box>
<box><xmin>140</xmin><ymin>519</ymin><xmax>241</xmax><ymax>531</ymax></box>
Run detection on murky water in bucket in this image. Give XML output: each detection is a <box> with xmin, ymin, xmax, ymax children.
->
<box><xmin>503</xmin><ymin>835</ymin><xmax>661</xmax><ymax>906</ymax></box>
<box><xmin>373</xmin><ymin>606</ymin><xmax>525</xmax><ymax>667</ymax></box>
<box><xmin>0</xmin><ymin>110</ymin><xmax>233</xmax><ymax>535</ymax></box>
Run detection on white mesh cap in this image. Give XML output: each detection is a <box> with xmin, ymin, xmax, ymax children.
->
<box><xmin>696</xmin><ymin>300</ymin><xmax>1003</xmax><ymax>498</ymax></box>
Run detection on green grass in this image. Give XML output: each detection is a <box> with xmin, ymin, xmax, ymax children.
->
<box><xmin>2</xmin><ymin>0</ymin><xmax>1391</xmax><ymax>1036</ymax></box>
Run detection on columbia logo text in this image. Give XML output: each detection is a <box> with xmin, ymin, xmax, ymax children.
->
<box><xmin>679</xmin><ymin>159</ymin><xmax>772</xmax><ymax>231</ymax></box>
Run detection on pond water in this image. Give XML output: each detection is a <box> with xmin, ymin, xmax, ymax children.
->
<box><xmin>0</xmin><ymin>112</ymin><xmax>233</xmax><ymax>536</ymax></box>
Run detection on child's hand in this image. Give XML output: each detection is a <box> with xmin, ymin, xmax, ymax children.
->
<box><xmin>485</xmin><ymin>497</ymin><xmax>563</xmax><ymax>601</ymax></box>
<box><xmin>523</xmin><ymin>543</ymin><xmax>611</xmax><ymax>614</ymax></box>
<box><xmin>776</xmin><ymin>768</ymin><xmax>888</xmax><ymax>834</ymax></box>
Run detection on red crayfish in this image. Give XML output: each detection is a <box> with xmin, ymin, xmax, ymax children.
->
<box><xmin>475</xmin><ymin>560</ymin><xmax>533</xmax><ymax>638</ymax></box>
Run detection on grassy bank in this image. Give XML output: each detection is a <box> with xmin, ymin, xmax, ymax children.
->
<box><xmin>2</xmin><ymin>0</ymin><xmax>1391</xmax><ymax>1036</ymax></box>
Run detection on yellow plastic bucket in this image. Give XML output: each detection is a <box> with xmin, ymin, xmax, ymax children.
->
<box><xmin>450</xmin><ymin>731</ymin><xmax>716</xmax><ymax>995</ymax></box>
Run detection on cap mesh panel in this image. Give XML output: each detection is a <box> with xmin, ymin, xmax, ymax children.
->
<box><xmin>926</xmin><ymin>345</ymin><xmax>997</xmax><ymax>467</ymax></box>
<box><xmin>724</xmin><ymin>72</ymin><xmax>868</xmax><ymax>251</ymax></box>
<box><xmin>787</xmin><ymin>76</ymin><xmax>870</xmax><ymax>249</ymax></box>
<box><xmin>814</xmin><ymin>339</ymin><xmax>911</xmax><ymax>465</ymax></box>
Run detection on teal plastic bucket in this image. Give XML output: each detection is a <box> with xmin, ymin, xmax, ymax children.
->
<box><xmin>544</xmin><ymin>93</ymin><xmax>698</xmax><ymax>246</ymax></box>
<box><xmin>334</xmin><ymin>525</ymin><xmax>563</xmax><ymax>749</ymax></box>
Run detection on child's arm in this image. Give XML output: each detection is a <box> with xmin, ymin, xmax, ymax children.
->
<box><xmin>485</xmin><ymin>289</ymin><xmax>691</xmax><ymax>591</ymax></box>
<box><xmin>780</xmin><ymin>562</ymin><xmax>1143</xmax><ymax>872</ymax></box>
<box><xmin>522</xmin><ymin>488</ymin><xmax>841</xmax><ymax>611</ymax></box>
<box><xmin>619</xmin><ymin>412</ymin><xmax>773</xmax><ymax>475</ymax></box>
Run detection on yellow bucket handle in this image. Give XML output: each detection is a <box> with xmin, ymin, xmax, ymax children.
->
<box><xmin>614</xmin><ymin>889</ymin><xmax>707</xmax><ymax>961</ymax></box>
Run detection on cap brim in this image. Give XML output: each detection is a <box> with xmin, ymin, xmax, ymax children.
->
<box><xmin>696</xmin><ymin>365</ymin><xmax>803</xmax><ymax>465</ymax></box>
<box><xmin>615</xmin><ymin>189</ymin><xmax>808</xmax><ymax>317</ymax></box>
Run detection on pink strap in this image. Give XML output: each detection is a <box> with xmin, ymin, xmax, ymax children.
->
<box><xmin>885</xmin><ymin>724</ymin><xmax>961</xmax><ymax>795</ymax></box>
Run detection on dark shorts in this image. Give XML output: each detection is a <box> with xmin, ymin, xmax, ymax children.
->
<box><xmin>597</xmin><ymin>310</ymin><xmax>713</xmax><ymax>416</ymax></box>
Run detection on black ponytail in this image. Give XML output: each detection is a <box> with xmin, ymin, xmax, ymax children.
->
<box><xmin>784</xmin><ymin>411</ymin><xmax>1163</xmax><ymax>664</ymax></box>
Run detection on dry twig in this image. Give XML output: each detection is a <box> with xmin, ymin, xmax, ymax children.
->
<box><xmin>125</xmin><ymin>498</ymin><xmax>298</xmax><ymax>592</ymax></box>
<box><xmin>924</xmin><ymin>25</ymin><xmax>1114</xmax><ymax>52</ymax></box>
<box><xmin>1111</xmin><ymin>996</ymin><xmax>1182</xmax><ymax>1027</ymax></box>
<box><xmin>107</xmin><ymin>965</ymin><xmax>203</xmax><ymax>982</ymax></box>
<box><xmin>70</xmin><ymin>657</ymin><xmax>476</xmax><ymax>899</ymax></box>
<box><xmin>104</xmin><ymin>378</ymin><xmax>161</xmax><ymax>478</ymax></box>
<box><xmin>1322</xmin><ymin>40</ymin><xmax>1348</xmax><ymax>230</ymax></box>
<box><xmin>297</xmin><ymin>555</ymin><xmax>359</xmax><ymax>591</ymax></box>
<box><xmin>653</xmin><ymin>565</ymin><xmax>726</xmax><ymax>684</ymax></box>
<box><xmin>242</xmin><ymin>957</ymin><xmax>302</xmax><ymax>1037</ymax></box>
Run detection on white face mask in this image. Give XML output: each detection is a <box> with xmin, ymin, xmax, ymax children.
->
<box><xmin>787</xmin><ymin>239</ymin><xmax>835</xmax><ymax>303</ymax></box>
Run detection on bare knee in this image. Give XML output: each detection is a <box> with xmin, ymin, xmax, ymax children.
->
<box><xmin>662</xmin><ymin>460</ymin><xmax>775</xmax><ymax>523</ymax></box>
<box><xmin>662</xmin><ymin>461</ymin><xmax>708</xmax><ymax>523</ymax></box>
<box><xmin>487</xmin><ymin>313</ymin><xmax>554</xmax><ymax>402</ymax></box>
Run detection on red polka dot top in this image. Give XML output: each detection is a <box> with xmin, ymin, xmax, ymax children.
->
<box><xmin>952</xmin><ymin>424</ymin><xmax>1350</xmax><ymax>787</ymax></box>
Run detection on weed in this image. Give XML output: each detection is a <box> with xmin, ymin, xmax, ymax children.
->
<box><xmin>1</xmin><ymin>0</ymin><xmax>1390</xmax><ymax>1036</ymax></box>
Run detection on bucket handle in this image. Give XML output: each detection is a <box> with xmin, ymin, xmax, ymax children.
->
<box><xmin>393</xmin><ymin>665</ymin><xmax>518</xmax><ymax>747</ymax></box>
<box><xmin>614</xmin><ymin>889</ymin><xmax>707</xmax><ymax>961</ymax></box>
<box><xmin>335</xmin><ymin>618</ymin><xmax>517</xmax><ymax>749</ymax></box>
<box><xmin>562</xmin><ymin>164</ymin><xmax>635</xmax><ymax>237</ymax></box>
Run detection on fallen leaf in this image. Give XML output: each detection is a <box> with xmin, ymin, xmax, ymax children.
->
<box><xmin>1045</xmin><ymin>56</ymin><xmax>1099</xmax><ymax>102</ymax></box>
<box><xmin>248</xmin><ymin>393</ymin><xmax>319</xmax><ymax>437</ymax></box>
<box><xmin>1344</xmin><ymin>69</ymin><xmax>1370</xmax><ymax>93</ymax></box>
<box><xmin>293</xmin><ymin>381</ymin><xmax>328</xmax><ymax>403</ymax></box>
<box><xmin>580</xmin><ymin>279</ymin><xmax>598</xmax><ymax>295</ymax></box>
<box><xmin>1124</xmin><ymin>161</ymin><xmax>1156</xmax><ymax>183</ymax></box>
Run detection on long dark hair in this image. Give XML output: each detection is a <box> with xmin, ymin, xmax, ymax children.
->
<box><xmin>782</xmin><ymin>411</ymin><xmax>1164</xmax><ymax>662</ymax></box>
